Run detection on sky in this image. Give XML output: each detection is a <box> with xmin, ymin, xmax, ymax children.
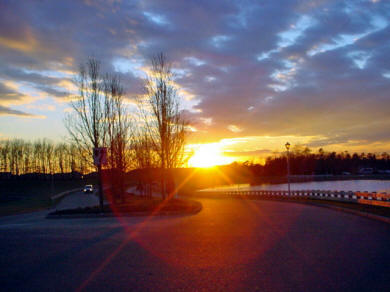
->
<box><xmin>1</xmin><ymin>0</ymin><xmax>390</xmax><ymax>165</ymax></box>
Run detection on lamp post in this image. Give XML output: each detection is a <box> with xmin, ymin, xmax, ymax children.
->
<box><xmin>285</xmin><ymin>142</ymin><xmax>291</xmax><ymax>196</ymax></box>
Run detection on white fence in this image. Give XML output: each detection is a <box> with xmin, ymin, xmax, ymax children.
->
<box><xmin>195</xmin><ymin>189</ymin><xmax>390</xmax><ymax>208</ymax></box>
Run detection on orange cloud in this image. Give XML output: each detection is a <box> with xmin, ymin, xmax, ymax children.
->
<box><xmin>0</xmin><ymin>27</ymin><xmax>38</xmax><ymax>53</ymax></box>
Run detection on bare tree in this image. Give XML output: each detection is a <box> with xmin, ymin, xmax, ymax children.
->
<box><xmin>55</xmin><ymin>143</ymin><xmax>67</xmax><ymax>174</ymax></box>
<box><xmin>9</xmin><ymin>139</ymin><xmax>23</xmax><ymax>175</ymax></box>
<box><xmin>132</xmin><ymin>132</ymin><xmax>158</xmax><ymax>169</ymax></box>
<box><xmin>44</xmin><ymin>141</ymin><xmax>54</xmax><ymax>175</ymax></box>
<box><xmin>0</xmin><ymin>140</ymin><xmax>10</xmax><ymax>172</ymax></box>
<box><xmin>67</xmin><ymin>142</ymin><xmax>81</xmax><ymax>173</ymax></box>
<box><xmin>65</xmin><ymin>58</ymin><xmax>134</xmax><ymax>206</ymax></box>
<box><xmin>131</xmin><ymin>131</ymin><xmax>160</xmax><ymax>198</ymax></box>
<box><xmin>23</xmin><ymin>142</ymin><xmax>32</xmax><ymax>174</ymax></box>
<box><xmin>139</xmin><ymin>53</ymin><xmax>189</xmax><ymax>199</ymax></box>
<box><xmin>65</xmin><ymin>58</ymin><xmax>106</xmax><ymax>210</ymax></box>
<box><xmin>103</xmin><ymin>74</ymin><xmax>132</xmax><ymax>202</ymax></box>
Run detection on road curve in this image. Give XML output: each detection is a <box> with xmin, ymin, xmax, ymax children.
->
<box><xmin>0</xmin><ymin>198</ymin><xmax>389</xmax><ymax>292</ymax></box>
<box><xmin>54</xmin><ymin>191</ymin><xmax>100</xmax><ymax>211</ymax></box>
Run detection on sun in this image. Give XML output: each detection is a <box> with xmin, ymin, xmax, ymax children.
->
<box><xmin>187</xmin><ymin>143</ymin><xmax>234</xmax><ymax>168</ymax></box>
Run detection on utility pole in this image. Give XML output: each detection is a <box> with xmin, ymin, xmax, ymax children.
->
<box><xmin>285</xmin><ymin>142</ymin><xmax>291</xmax><ymax>196</ymax></box>
<box><xmin>94</xmin><ymin>147</ymin><xmax>107</xmax><ymax>211</ymax></box>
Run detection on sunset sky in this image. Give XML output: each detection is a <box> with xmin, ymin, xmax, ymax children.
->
<box><xmin>1</xmin><ymin>0</ymin><xmax>390</xmax><ymax>165</ymax></box>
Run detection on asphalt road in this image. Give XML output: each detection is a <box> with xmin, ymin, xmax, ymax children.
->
<box><xmin>0</xmin><ymin>198</ymin><xmax>389</xmax><ymax>292</ymax></box>
<box><xmin>55</xmin><ymin>191</ymin><xmax>99</xmax><ymax>211</ymax></box>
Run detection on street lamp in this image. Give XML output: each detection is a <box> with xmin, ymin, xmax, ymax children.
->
<box><xmin>285</xmin><ymin>142</ymin><xmax>291</xmax><ymax>197</ymax></box>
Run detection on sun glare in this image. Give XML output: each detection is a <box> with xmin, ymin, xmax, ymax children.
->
<box><xmin>188</xmin><ymin>143</ymin><xmax>234</xmax><ymax>168</ymax></box>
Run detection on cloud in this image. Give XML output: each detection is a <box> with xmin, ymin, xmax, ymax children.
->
<box><xmin>26</xmin><ymin>104</ymin><xmax>56</xmax><ymax>111</ymax></box>
<box><xmin>0</xmin><ymin>105</ymin><xmax>45</xmax><ymax>118</ymax></box>
<box><xmin>223</xmin><ymin>149</ymin><xmax>273</xmax><ymax>157</ymax></box>
<box><xmin>0</xmin><ymin>81</ymin><xmax>28</xmax><ymax>105</ymax></box>
<box><xmin>228</xmin><ymin>125</ymin><xmax>243</xmax><ymax>133</ymax></box>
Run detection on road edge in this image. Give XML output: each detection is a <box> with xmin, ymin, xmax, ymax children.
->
<box><xmin>304</xmin><ymin>202</ymin><xmax>390</xmax><ymax>224</ymax></box>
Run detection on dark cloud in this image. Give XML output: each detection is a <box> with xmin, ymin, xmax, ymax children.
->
<box><xmin>0</xmin><ymin>83</ymin><xmax>41</xmax><ymax>117</ymax></box>
<box><xmin>0</xmin><ymin>105</ymin><xmax>42</xmax><ymax>118</ymax></box>
<box><xmin>0</xmin><ymin>82</ymin><xmax>26</xmax><ymax>103</ymax></box>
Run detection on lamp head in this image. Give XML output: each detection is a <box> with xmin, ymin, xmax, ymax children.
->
<box><xmin>285</xmin><ymin>142</ymin><xmax>291</xmax><ymax>150</ymax></box>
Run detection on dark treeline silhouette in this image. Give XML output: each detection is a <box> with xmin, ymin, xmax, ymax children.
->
<box><xmin>258</xmin><ymin>147</ymin><xmax>390</xmax><ymax>176</ymax></box>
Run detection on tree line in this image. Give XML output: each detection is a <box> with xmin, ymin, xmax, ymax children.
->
<box><xmin>2</xmin><ymin>141</ymin><xmax>390</xmax><ymax>178</ymax></box>
<box><xmin>251</xmin><ymin>146</ymin><xmax>390</xmax><ymax>176</ymax></box>
<box><xmin>0</xmin><ymin>139</ymin><xmax>89</xmax><ymax>175</ymax></box>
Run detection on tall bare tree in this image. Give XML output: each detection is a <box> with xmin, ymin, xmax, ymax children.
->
<box><xmin>0</xmin><ymin>140</ymin><xmax>10</xmax><ymax>172</ymax></box>
<box><xmin>103</xmin><ymin>74</ymin><xmax>132</xmax><ymax>202</ymax></box>
<box><xmin>65</xmin><ymin>58</ymin><xmax>106</xmax><ymax>209</ymax></box>
<box><xmin>55</xmin><ymin>143</ymin><xmax>67</xmax><ymax>174</ymax></box>
<box><xmin>139</xmin><ymin>53</ymin><xmax>189</xmax><ymax>199</ymax></box>
<box><xmin>65</xmin><ymin>58</ymin><xmax>134</xmax><ymax>206</ymax></box>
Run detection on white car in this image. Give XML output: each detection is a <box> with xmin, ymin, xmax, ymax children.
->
<box><xmin>83</xmin><ymin>185</ymin><xmax>93</xmax><ymax>193</ymax></box>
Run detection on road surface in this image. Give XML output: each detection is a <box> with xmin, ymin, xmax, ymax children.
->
<box><xmin>54</xmin><ymin>191</ymin><xmax>100</xmax><ymax>211</ymax></box>
<box><xmin>0</xmin><ymin>198</ymin><xmax>389</xmax><ymax>291</ymax></box>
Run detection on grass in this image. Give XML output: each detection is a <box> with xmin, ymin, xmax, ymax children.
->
<box><xmin>0</xmin><ymin>179</ymin><xmax>96</xmax><ymax>216</ymax></box>
<box><xmin>48</xmin><ymin>197</ymin><xmax>202</xmax><ymax>216</ymax></box>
